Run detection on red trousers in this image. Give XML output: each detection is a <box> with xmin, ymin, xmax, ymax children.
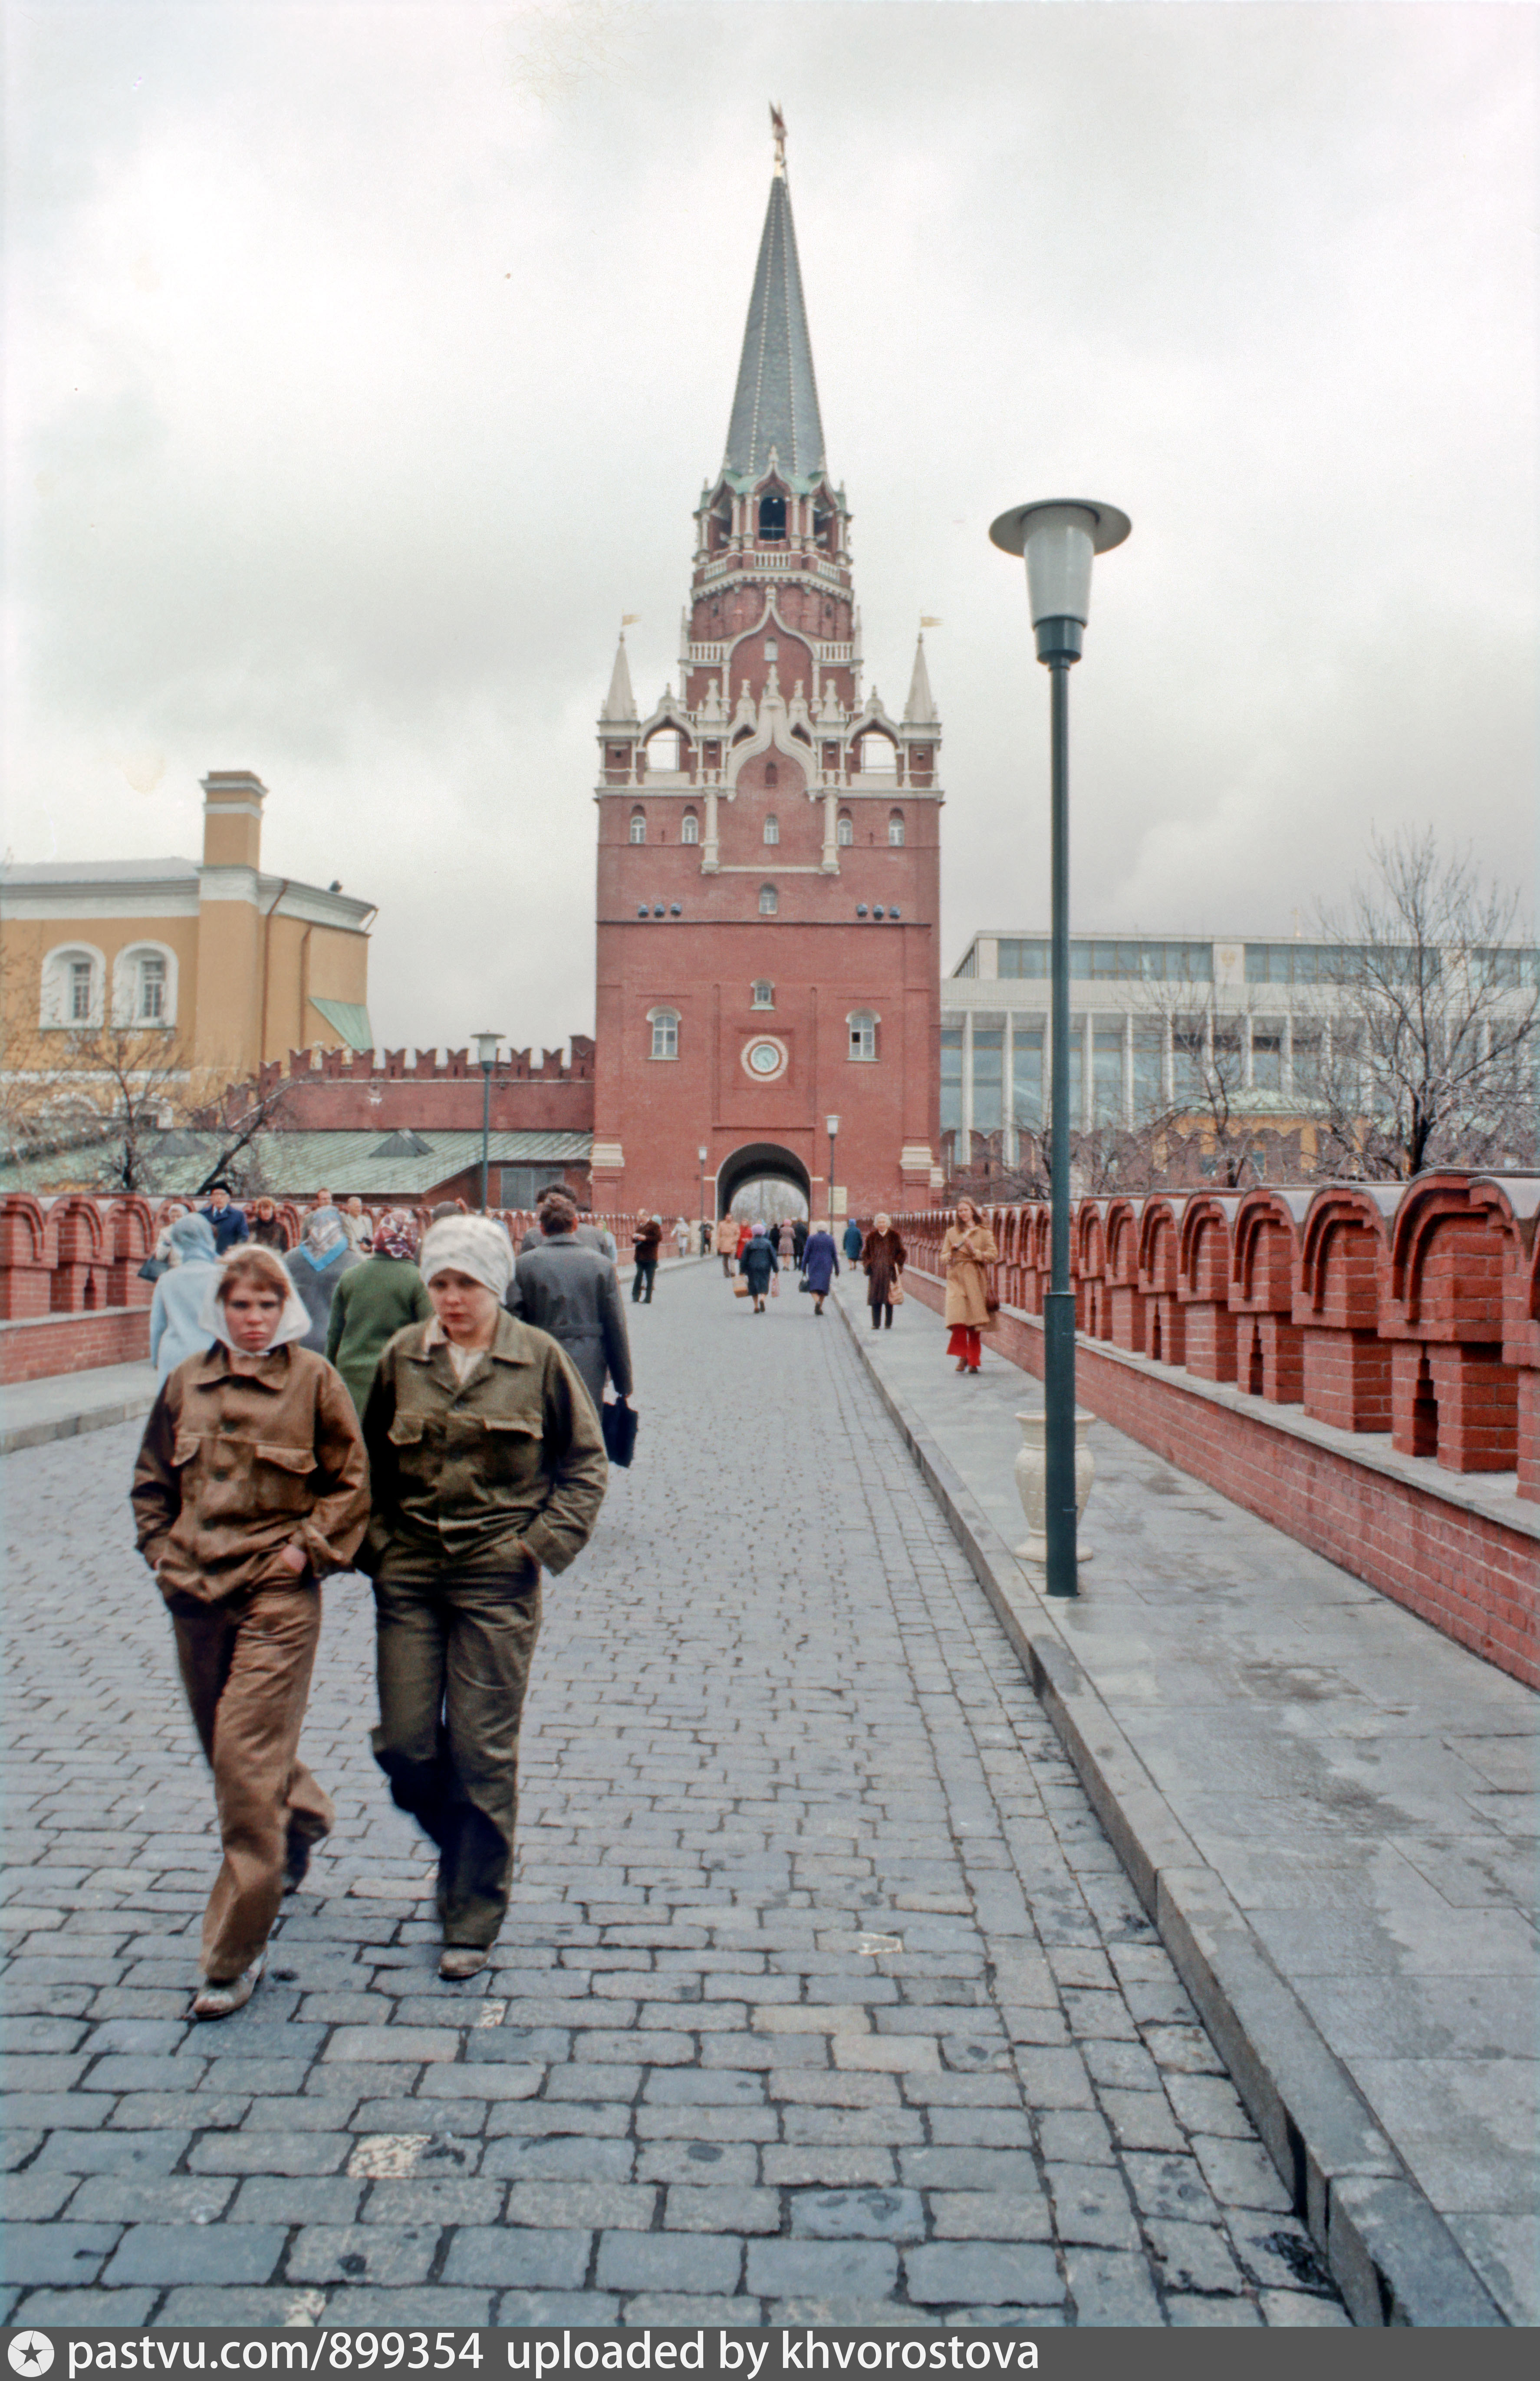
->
<box><xmin>948</xmin><ymin>1326</ymin><xmax>982</xmax><ymax>1369</ymax></box>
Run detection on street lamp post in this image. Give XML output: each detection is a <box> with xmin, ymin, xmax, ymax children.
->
<box><xmin>826</xmin><ymin>1114</ymin><xmax>840</xmax><ymax>1231</ymax></box>
<box><xmin>698</xmin><ymin>1146</ymin><xmax>708</xmax><ymax>1248</ymax></box>
<box><xmin>472</xmin><ymin>1032</ymin><xmax>503</xmax><ymax>1213</ymax></box>
<box><xmin>988</xmin><ymin>501</ymin><xmax>1130</xmax><ymax>1599</ymax></box>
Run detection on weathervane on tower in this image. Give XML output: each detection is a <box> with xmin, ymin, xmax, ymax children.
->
<box><xmin>770</xmin><ymin>102</ymin><xmax>787</xmax><ymax>177</ymax></box>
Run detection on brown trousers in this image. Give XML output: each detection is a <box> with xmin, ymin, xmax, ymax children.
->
<box><xmin>169</xmin><ymin>1582</ymin><xmax>333</xmax><ymax>1981</ymax></box>
<box><xmin>372</xmin><ymin>1571</ymin><xmax>543</xmax><ymax>1949</ymax></box>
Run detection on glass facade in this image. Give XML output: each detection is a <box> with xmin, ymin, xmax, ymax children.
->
<box><xmin>996</xmin><ymin>938</ymin><xmax>1212</xmax><ymax>981</ymax></box>
<box><xmin>1131</xmin><ymin>1028</ymin><xmax>1163</xmax><ymax>1119</ymax></box>
<box><xmin>972</xmin><ymin>1016</ymin><xmax>1004</xmax><ymax>1133</ymax></box>
<box><xmin>940</xmin><ymin>1025</ymin><xmax>963</xmax><ymax>1133</ymax></box>
<box><xmin>1092</xmin><ymin>1027</ymin><xmax>1124</xmax><ymax>1124</ymax></box>
<box><xmin>1012</xmin><ymin>1028</ymin><xmax>1043</xmax><ymax>1129</ymax></box>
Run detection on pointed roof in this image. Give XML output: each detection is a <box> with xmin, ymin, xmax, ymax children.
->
<box><xmin>904</xmin><ymin>633</ymin><xmax>938</xmax><ymax>726</ymax></box>
<box><xmin>723</xmin><ymin>134</ymin><xmax>826</xmax><ymax>484</ymax></box>
<box><xmin>601</xmin><ymin>633</ymin><xmax>637</xmax><ymax>723</ymax></box>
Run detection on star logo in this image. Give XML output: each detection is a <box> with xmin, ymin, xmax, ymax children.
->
<box><xmin>9</xmin><ymin>2338</ymin><xmax>54</xmax><ymax>2378</ymax></box>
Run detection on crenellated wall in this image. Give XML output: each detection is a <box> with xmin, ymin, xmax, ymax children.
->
<box><xmin>897</xmin><ymin>1177</ymin><xmax>1540</xmax><ymax>1687</ymax></box>
<box><xmin>0</xmin><ymin>1196</ymin><xmax>646</xmax><ymax>1383</ymax></box>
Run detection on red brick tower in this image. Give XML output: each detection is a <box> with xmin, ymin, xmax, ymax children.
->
<box><xmin>590</xmin><ymin>122</ymin><xmax>942</xmax><ymax>1226</ymax></box>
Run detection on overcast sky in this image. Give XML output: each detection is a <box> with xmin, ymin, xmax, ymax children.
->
<box><xmin>5</xmin><ymin>0</ymin><xmax>1535</xmax><ymax>1055</ymax></box>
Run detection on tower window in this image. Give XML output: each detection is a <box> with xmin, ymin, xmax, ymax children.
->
<box><xmin>888</xmin><ymin>810</ymin><xmax>906</xmax><ymax>847</ymax></box>
<box><xmin>649</xmin><ymin>1009</ymin><xmax>679</xmax><ymax>1060</ymax></box>
<box><xmin>646</xmin><ymin>729</ymin><xmax>681</xmax><ymax>772</ymax></box>
<box><xmin>759</xmin><ymin>884</ymin><xmax>779</xmax><ymax>917</ymax></box>
<box><xmin>629</xmin><ymin>809</ymin><xmax>646</xmax><ymax>844</ymax></box>
<box><xmin>858</xmin><ymin>734</ymin><xmax>897</xmax><ymax>775</ymax></box>
<box><xmin>758</xmin><ymin>493</ymin><xmax>786</xmax><ymax>541</ymax></box>
<box><xmin>849</xmin><ymin>1010</ymin><xmax>877</xmax><ymax>1062</ymax></box>
<box><xmin>836</xmin><ymin>813</ymin><xmax>854</xmax><ymax>848</ymax></box>
<box><xmin>681</xmin><ymin>810</ymin><xmax>699</xmax><ymax>845</ymax></box>
<box><xmin>751</xmin><ymin>980</ymin><xmax>774</xmax><ymax>1009</ymax></box>
<box><xmin>763</xmin><ymin>815</ymin><xmax>780</xmax><ymax>846</ymax></box>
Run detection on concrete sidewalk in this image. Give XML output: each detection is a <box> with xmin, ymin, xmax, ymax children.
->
<box><xmin>0</xmin><ymin>1360</ymin><xmax>158</xmax><ymax>1456</ymax></box>
<box><xmin>835</xmin><ymin>1286</ymin><xmax>1537</xmax><ymax>2327</ymax></box>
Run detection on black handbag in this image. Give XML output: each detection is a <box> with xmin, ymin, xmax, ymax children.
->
<box><xmin>137</xmin><ymin>1255</ymin><xmax>168</xmax><ymax>1283</ymax></box>
<box><xmin>602</xmin><ymin>1398</ymin><xmax>638</xmax><ymax>1468</ymax></box>
<box><xmin>798</xmin><ymin>1276</ymin><xmax>812</xmax><ymax>1292</ymax></box>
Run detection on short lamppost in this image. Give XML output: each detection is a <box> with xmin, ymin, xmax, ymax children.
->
<box><xmin>826</xmin><ymin>1113</ymin><xmax>840</xmax><ymax>1230</ymax></box>
<box><xmin>698</xmin><ymin>1146</ymin><xmax>709</xmax><ymax>1247</ymax></box>
<box><xmin>472</xmin><ymin>1032</ymin><xmax>503</xmax><ymax>1213</ymax></box>
<box><xmin>989</xmin><ymin>500</ymin><xmax>1131</xmax><ymax>1598</ymax></box>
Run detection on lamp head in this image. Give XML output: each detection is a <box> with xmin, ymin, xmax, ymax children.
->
<box><xmin>989</xmin><ymin>500</ymin><xmax>1131</xmax><ymax>663</ymax></box>
<box><xmin>826</xmin><ymin>1113</ymin><xmax>840</xmax><ymax>1137</ymax></box>
<box><xmin>698</xmin><ymin>1146</ymin><xmax>708</xmax><ymax>1163</ymax></box>
<box><xmin>472</xmin><ymin>1031</ymin><xmax>502</xmax><ymax>1068</ymax></box>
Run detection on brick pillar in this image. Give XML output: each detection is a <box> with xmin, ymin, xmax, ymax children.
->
<box><xmin>1303</xmin><ymin>1328</ymin><xmax>1393</xmax><ymax>1433</ymax></box>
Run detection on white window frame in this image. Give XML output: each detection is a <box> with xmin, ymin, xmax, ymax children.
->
<box><xmin>836</xmin><ymin>813</ymin><xmax>854</xmax><ymax>847</ymax></box>
<box><xmin>848</xmin><ymin>1008</ymin><xmax>878</xmax><ymax>1062</ymax></box>
<box><xmin>647</xmin><ymin>1006</ymin><xmax>680</xmax><ymax>1060</ymax></box>
<box><xmin>763</xmin><ymin>814</ymin><xmax>780</xmax><ymax>845</ymax></box>
<box><xmin>751</xmin><ymin>980</ymin><xmax>775</xmax><ymax>1010</ymax></box>
<box><xmin>629</xmin><ymin>809</ymin><xmax>647</xmax><ymax>844</ymax></box>
<box><xmin>111</xmin><ymin>940</ymin><xmax>178</xmax><ymax>1028</ymax></box>
<box><xmin>887</xmin><ymin>810</ymin><xmax>906</xmax><ymax>847</ymax></box>
<box><xmin>40</xmin><ymin>943</ymin><xmax>105</xmax><ymax>1030</ymax></box>
<box><xmin>681</xmin><ymin>811</ymin><xmax>699</xmax><ymax>845</ymax></box>
<box><xmin>759</xmin><ymin>884</ymin><xmax>779</xmax><ymax>916</ymax></box>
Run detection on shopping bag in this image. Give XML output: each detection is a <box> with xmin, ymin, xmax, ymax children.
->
<box><xmin>770</xmin><ymin>1274</ymin><xmax>780</xmax><ymax>1298</ymax></box>
<box><xmin>733</xmin><ymin>1276</ymin><xmax>751</xmax><ymax>1297</ymax></box>
<box><xmin>890</xmin><ymin>1279</ymin><xmax>905</xmax><ymax>1306</ymax></box>
<box><xmin>601</xmin><ymin>1398</ymin><xmax>638</xmax><ymax>1468</ymax></box>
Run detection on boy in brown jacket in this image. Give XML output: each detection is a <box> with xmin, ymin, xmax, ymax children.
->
<box><xmin>131</xmin><ymin>1245</ymin><xmax>369</xmax><ymax>2018</ymax></box>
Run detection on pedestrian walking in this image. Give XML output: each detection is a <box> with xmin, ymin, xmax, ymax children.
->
<box><xmin>285</xmin><ymin>1206</ymin><xmax>363</xmax><ymax>1353</ymax></box>
<box><xmin>508</xmin><ymin>1194</ymin><xmax>634</xmax><ymax>1419</ymax></box>
<box><xmin>631</xmin><ymin>1215</ymin><xmax>662</xmax><ymax>1303</ymax></box>
<box><xmin>842</xmin><ymin>1215</ymin><xmax>864</xmax><ymax>1266</ymax></box>
<box><xmin>777</xmin><ymin>1218</ymin><xmax>796</xmax><ymax>1268</ymax></box>
<box><xmin>673</xmin><ymin>1216</ymin><xmax>692</xmax><ymax>1261</ymax></box>
<box><xmin>738</xmin><ymin>1220</ymin><xmax>779</xmax><ymax>1314</ymax></box>
<box><xmin>943</xmin><ymin>1198</ymin><xmax>999</xmax><ymax>1374</ymax></box>
<box><xmin>148</xmin><ymin>1212</ymin><xmax>222</xmax><ymax>1378</ymax></box>
<box><xmin>862</xmin><ymin>1213</ymin><xmax>907</xmax><ymax>1330</ymax></box>
<box><xmin>801</xmin><ymin>1220</ymin><xmax>839</xmax><ymax>1316</ymax></box>
<box><xmin>713</xmin><ymin>1214</ymin><xmax>737</xmax><ymax>1277</ymax></box>
<box><xmin>130</xmin><ymin>1245</ymin><xmax>369</xmax><ymax>2018</ymax></box>
<box><xmin>151</xmin><ymin>1201</ymin><xmax>190</xmax><ymax>1269</ymax></box>
<box><xmin>340</xmin><ymin>1195</ymin><xmax>373</xmax><ymax>1253</ymax></box>
<box><xmin>362</xmin><ymin>1216</ymin><xmax>607</xmax><ymax>1977</ymax></box>
<box><xmin>326</xmin><ymin>1209</ymin><xmax>434</xmax><ymax>1418</ymax></box>
<box><xmin>736</xmin><ymin>1217</ymin><xmax>755</xmax><ymax>1260</ymax></box>
<box><xmin>792</xmin><ymin>1215</ymin><xmax>809</xmax><ymax>1267</ymax></box>
<box><xmin>249</xmin><ymin>1197</ymin><xmax>288</xmax><ymax>1251</ymax></box>
<box><xmin>202</xmin><ymin>1184</ymin><xmax>249</xmax><ymax>1255</ymax></box>
<box><xmin>519</xmin><ymin>1186</ymin><xmax>608</xmax><ymax>1256</ymax></box>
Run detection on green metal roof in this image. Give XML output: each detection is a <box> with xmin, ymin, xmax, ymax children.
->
<box><xmin>0</xmin><ymin>1129</ymin><xmax>591</xmax><ymax>1202</ymax></box>
<box><xmin>310</xmin><ymin>999</ymin><xmax>375</xmax><ymax>1052</ymax></box>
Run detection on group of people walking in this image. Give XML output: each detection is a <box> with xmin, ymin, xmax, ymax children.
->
<box><xmin>132</xmin><ymin>1196</ymin><xmax>623</xmax><ymax>2019</ymax></box>
<box><xmin>713</xmin><ymin>1208</ymin><xmax>910</xmax><ymax>1327</ymax></box>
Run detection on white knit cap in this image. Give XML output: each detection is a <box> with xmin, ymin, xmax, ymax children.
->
<box><xmin>419</xmin><ymin>1215</ymin><xmax>514</xmax><ymax>1300</ymax></box>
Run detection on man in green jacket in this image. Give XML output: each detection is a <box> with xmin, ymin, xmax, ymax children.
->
<box><xmin>362</xmin><ymin>1215</ymin><xmax>607</xmax><ymax>1976</ymax></box>
<box><xmin>326</xmin><ymin>1208</ymin><xmax>433</xmax><ymax>1415</ymax></box>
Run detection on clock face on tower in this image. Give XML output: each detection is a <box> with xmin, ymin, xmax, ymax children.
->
<box><xmin>744</xmin><ymin>1037</ymin><xmax>787</xmax><ymax>1080</ymax></box>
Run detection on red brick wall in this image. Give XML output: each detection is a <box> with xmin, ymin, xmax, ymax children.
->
<box><xmin>0</xmin><ymin>1308</ymin><xmax>151</xmax><ymax>1383</ymax></box>
<box><xmin>898</xmin><ymin>1267</ymin><xmax>1539</xmax><ymax>1691</ymax></box>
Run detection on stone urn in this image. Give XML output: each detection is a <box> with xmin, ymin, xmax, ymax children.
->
<box><xmin>1013</xmin><ymin>1409</ymin><xmax>1096</xmax><ymax>1566</ymax></box>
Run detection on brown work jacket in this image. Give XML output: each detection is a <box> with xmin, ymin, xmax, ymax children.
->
<box><xmin>362</xmin><ymin>1311</ymin><xmax>607</xmax><ymax>1583</ymax></box>
<box><xmin>131</xmin><ymin>1341</ymin><xmax>370</xmax><ymax>1602</ymax></box>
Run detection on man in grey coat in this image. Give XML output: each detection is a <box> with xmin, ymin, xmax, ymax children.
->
<box><xmin>518</xmin><ymin>1184</ymin><xmax>610</xmax><ymax>1259</ymax></box>
<box><xmin>507</xmin><ymin>1196</ymin><xmax>634</xmax><ymax>1418</ymax></box>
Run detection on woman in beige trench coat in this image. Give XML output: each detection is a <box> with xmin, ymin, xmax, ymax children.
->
<box><xmin>941</xmin><ymin>1197</ymin><xmax>999</xmax><ymax>1374</ymax></box>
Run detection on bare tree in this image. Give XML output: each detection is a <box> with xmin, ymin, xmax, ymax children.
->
<box><xmin>1306</xmin><ymin>827</ymin><xmax>1538</xmax><ymax>1179</ymax></box>
<box><xmin>1128</xmin><ymin>984</ymin><xmax>1271</xmax><ymax>1188</ymax></box>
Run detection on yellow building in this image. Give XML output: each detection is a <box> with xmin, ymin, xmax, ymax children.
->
<box><xmin>0</xmin><ymin>771</ymin><xmax>375</xmax><ymax>1081</ymax></box>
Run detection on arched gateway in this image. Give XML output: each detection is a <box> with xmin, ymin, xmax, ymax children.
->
<box><xmin>715</xmin><ymin>1143</ymin><xmax>810</xmax><ymax>1220</ymax></box>
<box><xmin>587</xmin><ymin>121</ymin><xmax>941</xmax><ymax>1228</ymax></box>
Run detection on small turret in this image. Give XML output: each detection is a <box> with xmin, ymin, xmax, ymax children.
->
<box><xmin>601</xmin><ymin>632</ymin><xmax>638</xmax><ymax>725</ymax></box>
<box><xmin>904</xmin><ymin>632</ymin><xmax>938</xmax><ymax>728</ymax></box>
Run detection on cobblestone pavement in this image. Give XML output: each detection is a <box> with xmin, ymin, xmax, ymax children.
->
<box><xmin>0</xmin><ymin>1263</ymin><xmax>1349</xmax><ymax>2327</ymax></box>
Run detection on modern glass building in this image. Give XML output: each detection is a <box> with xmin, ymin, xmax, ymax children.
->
<box><xmin>941</xmin><ymin>930</ymin><xmax>1539</xmax><ymax>1162</ymax></box>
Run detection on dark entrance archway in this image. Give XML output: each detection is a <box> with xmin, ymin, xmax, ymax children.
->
<box><xmin>715</xmin><ymin>1141</ymin><xmax>810</xmax><ymax>1220</ymax></box>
